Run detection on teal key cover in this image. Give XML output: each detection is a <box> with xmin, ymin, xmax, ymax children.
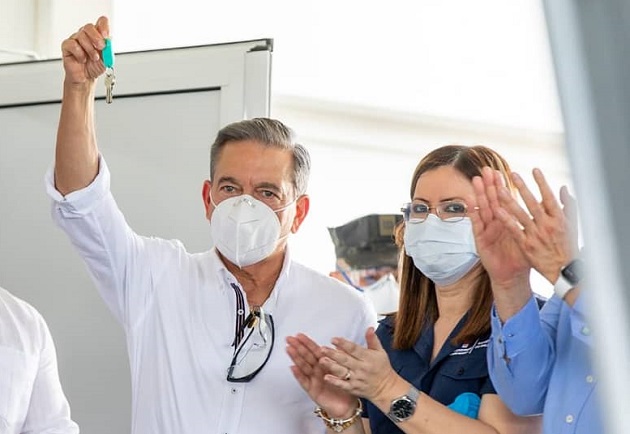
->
<box><xmin>102</xmin><ymin>38</ymin><xmax>114</xmax><ymax>68</ymax></box>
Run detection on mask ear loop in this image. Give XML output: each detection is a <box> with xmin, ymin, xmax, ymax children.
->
<box><xmin>209</xmin><ymin>190</ymin><xmax>218</xmax><ymax>208</ymax></box>
<box><xmin>271</xmin><ymin>195</ymin><xmax>298</xmax><ymax>213</ymax></box>
<box><xmin>335</xmin><ymin>264</ymin><xmax>363</xmax><ymax>292</ymax></box>
<box><xmin>269</xmin><ymin>195</ymin><xmax>301</xmax><ymax>245</ymax></box>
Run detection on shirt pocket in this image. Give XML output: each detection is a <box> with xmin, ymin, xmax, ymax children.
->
<box><xmin>434</xmin><ymin>353</ymin><xmax>491</xmax><ymax>405</ymax></box>
<box><xmin>441</xmin><ymin>356</ymin><xmax>489</xmax><ymax>380</ymax></box>
<box><xmin>0</xmin><ymin>346</ymin><xmax>32</xmax><ymax>427</ymax></box>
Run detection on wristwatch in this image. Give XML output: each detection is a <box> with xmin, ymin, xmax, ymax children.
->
<box><xmin>387</xmin><ymin>386</ymin><xmax>420</xmax><ymax>423</ymax></box>
<box><xmin>553</xmin><ymin>258</ymin><xmax>584</xmax><ymax>299</ymax></box>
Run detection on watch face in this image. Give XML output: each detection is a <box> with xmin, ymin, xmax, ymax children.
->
<box><xmin>390</xmin><ymin>397</ymin><xmax>415</xmax><ymax>421</ymax></box>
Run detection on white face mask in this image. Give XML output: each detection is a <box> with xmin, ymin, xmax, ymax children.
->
<box><xmin>403</xmin><ymin>214</ymin><xmax>479</xmax><ymax>286</ymax></box>
<box><xmin>210</xmin><ymin>194</ymin><xmax>293</xmax><ymax>268</ymax></box>
<box><xmin>362</xmin><ymin>273</ymin><xmax>400</xmax><ymax>317</ymax></box>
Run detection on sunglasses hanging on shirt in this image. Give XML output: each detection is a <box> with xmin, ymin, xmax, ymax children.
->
<box><xmin>227</xmin><ymin>305</ymin><xmax>275</xmax><ymax>383</ymax></box>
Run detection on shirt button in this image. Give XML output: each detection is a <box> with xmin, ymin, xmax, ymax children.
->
<box><xmin>497</xmin><ymin>337</ymin><xmax>504</xmax><ymax>344</ymax></box>
<box><xmin>231</xmin><ymin>388</ymin><xmax>237</xmax><ymax>394</ymax></box>
<box><xmin>581</xmin><ymin>326</ymin><xmax>590</xmax><ymax>336</ymax></box>
<box><xmin>565</xmin><ymin>414</ymin><xmax>574</xmax><ymax>424</ymax></box>
<box><xmin>586</xmin><ymin>375</ymin><xmax>594</xmax><ymax>383</ymax></box>
<box><xmin>507</xmin><ymin>333</ymin><xmax>514</xmax><ymax>338</ymax></box>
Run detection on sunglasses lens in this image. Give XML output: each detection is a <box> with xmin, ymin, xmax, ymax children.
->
<box><xmin>227</xmin><ymin>312</ymin><xmax>274</xmax><ymax>382</ymax></box>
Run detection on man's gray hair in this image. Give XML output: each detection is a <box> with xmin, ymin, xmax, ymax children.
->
<box><xmin>210</xmin><ymin>118</ymin><xmax>311</xmax><ymax>196</ymax></box>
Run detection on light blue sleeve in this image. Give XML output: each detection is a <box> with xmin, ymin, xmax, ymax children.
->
<box><xmin>569</xmin><ymin>293</ymin><xmax>593</xmax><ymax>347</ymax></box>
<box><xmin>487</xmin><ymin>296</ymin><xmax>558</xmax><ymax>416</ymax></box>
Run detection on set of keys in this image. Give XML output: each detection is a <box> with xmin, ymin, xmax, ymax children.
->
<box><xmin>102</xmin><ymin>38</ymin><xmax>115</xmax><ymax>104</ymax></box>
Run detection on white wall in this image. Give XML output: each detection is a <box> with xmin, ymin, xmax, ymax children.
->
<box><xmin>0</xmin><ymin>0</ymin><xmax>112</xmax><ymax>61</ymax></box>
<box><xmin>273</xmin><ymin>95</ymin><xmax>567</xmax><ymax>296</ymax></box>
<box><xmin>0</xmin><ymin>0</ymin><xmax>37</xmax><ymax>62</ymax></box>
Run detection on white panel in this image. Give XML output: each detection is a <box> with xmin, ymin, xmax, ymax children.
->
<box><xmin>0</xmin><ymin>40</ymin><xmax>272</xmax><ymax>110</ymax></box>
<box><xmin>543</xmin><ymin>0</ymin><xmax>630</xmax><ymax>433</ymax></box>
<box><xmin>244</xmin><ymin>49</ymin><xmax>272</xmax><ymax>118</ymax></box>
<box><xmin>0</xmin><ymin>91</ymin><xmax>219</xmax><ymax>434</ymax></box>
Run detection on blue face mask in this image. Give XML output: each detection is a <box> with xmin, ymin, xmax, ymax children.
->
<box><xmin>403</xmin><ymin>214</ymin><xmax>479</xmax><ymax>286</ymax></box>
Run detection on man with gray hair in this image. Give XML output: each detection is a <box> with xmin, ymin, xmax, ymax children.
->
<box><xmin>47</xmin><ymin>16</ymin><xmax>375</xmax><ymax>434</ymax></box>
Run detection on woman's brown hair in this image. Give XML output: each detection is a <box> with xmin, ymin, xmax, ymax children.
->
<box><xmin>392</xmin><ymin>144</ymin><xmax>515</xmax><ymax>349</ymax></box>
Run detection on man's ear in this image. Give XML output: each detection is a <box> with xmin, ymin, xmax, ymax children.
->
<box><xmin>202</xmin><ymin>180</ymin><xmax>213</xmax><ymax>221</ymax></box>
<box><xmin>291</xmin><ymin>194</ymin><xmax>310</xmax><ymax>233</ymax></box>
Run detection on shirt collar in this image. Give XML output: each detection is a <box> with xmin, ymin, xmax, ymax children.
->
<box><xmin>208</xmin><ymin>246</ymin><xmax>293</xmax><ymax>314</ymax></box>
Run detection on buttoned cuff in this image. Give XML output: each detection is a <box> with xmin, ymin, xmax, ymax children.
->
<box><xmin>491</xmin><ymin>297</ymin><xmax>541</xmax><ymax>361</ymax></box>
<box><xmin>569</xmin><ymin>292</ymin><xmax>593</xmax><ymax>346</ymax></box>
<box><xmin>46</xmin><ymin>154</ymin><xmax>111</xmax><ymax>217</ymax></box>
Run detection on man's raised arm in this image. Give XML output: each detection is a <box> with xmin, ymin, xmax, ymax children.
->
<box><xmin>55</xmin><ymin>16</ymin><xmax>109</xmax><ymax>196</ymax></box>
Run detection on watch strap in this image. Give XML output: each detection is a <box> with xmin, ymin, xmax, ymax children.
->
<box><xmin>388</xmin><ymin>385</ymin><xmax>420</xmax><ymax>423</ymax></box>
<box><xmin>553</xmin><ymin>271</ymin><xmax>575</xmax><ymax>299</ymax></box>
<box><xmin>407</xmin><ymin>385</ymin><xmax>420</xmax><ymax>402</ymax></box>
<box><xmin>554</xmin><ymin>259</ymin><xmax>583</xmax><ymax>299</ymax></box>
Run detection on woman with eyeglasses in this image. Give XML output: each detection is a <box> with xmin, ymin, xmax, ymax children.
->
<box><xmin>286</xmin><ymin>145</ymin><xmax>542</xmax><ymax>434</ymax></box>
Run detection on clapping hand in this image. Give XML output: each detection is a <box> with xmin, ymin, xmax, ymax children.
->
<box><xmin>286</xmin><ymin>333</ymin><xmax>358</xmax><ymax>418</ymax></box>
<box><xmin>317</xmin><ymin>328</ymin><xmax>401</xmax><ymax>403</ymax></box>
<box><xmin>286</xmin><ymin>328</ymin><xmax>403</xmax><ymax>418</ymax></box>
<box><xmin>470</xmin><ymin>167</ymin><xmax>532</xmax><ymax>289</ymax></box>
<box><xmin>493</xmin><ymin>168</ymin><xmax>579</xmax><ymax>284</ymax></box>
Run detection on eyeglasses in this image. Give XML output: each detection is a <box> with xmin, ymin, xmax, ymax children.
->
<box><xmin>227</xmin><ymin>306</ymin><xmax>275</xmax><ymax>383</ymax></box>
<box><xmin>401</xmin><ymin>201</ymin><xmax>470</xmax><ymax>223</ymax></box>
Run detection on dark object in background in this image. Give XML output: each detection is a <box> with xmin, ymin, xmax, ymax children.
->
<box><xmin>328</xmin><ymin>214</ymin><xmax>402</xmax><ymax>270</ymax></box>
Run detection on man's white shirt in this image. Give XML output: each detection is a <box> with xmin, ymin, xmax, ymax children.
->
<box><xmin>0</xmin><ymin>287</ymin><xmax>79</xmax><ymax>434</ymax></box>
<box><xmin>46</xmin><ymin>156</ymin><xmax>377</xmax><ymax>434</ymax></box>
